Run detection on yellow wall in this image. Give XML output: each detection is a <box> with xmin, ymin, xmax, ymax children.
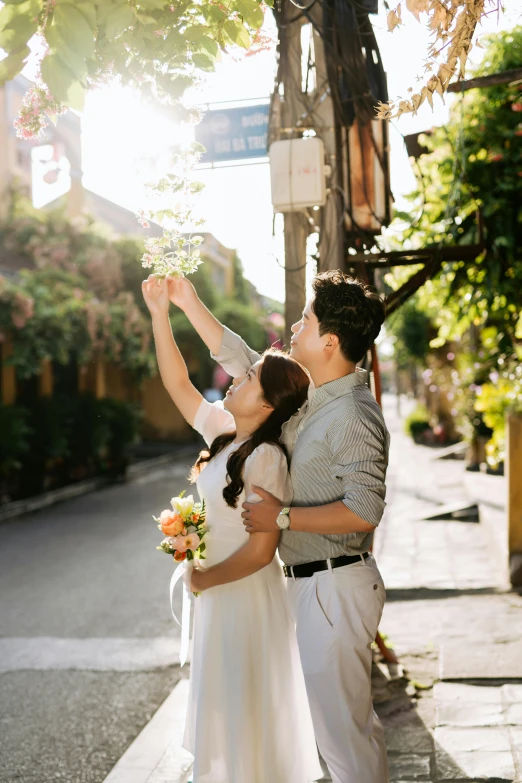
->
<box><xmin>140</xmin><ymin>374</ymin><xmax>191</xmax><ymax>440</ymax></box>
<box><xmin>105</xmin><ymin>363</ymin><xmax>133</xmax><ymax>402</ymax></box>
<box><xmin>77</xmin><ymin>360</ymin><xmax>190</xmax><ymax>439</ymax></box>
<box><xmin>0</xmin><ymin>338</ymin><xmax>16</xmax><ymax>405</ymax></box>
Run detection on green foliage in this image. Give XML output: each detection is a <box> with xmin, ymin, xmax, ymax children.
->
<box><xmin>0</xmin><ymin>393</ymin><xmax>142</xmax><ymax>502</ymax></box>
<box><xmin>0</xmin><ymin>404</ymin><xmax>32</xmax><ymax>474</ymax></box>
<box><xmin>387</xmin><ymin>28</ymin><xmax>522</xmax><ymax>454</ymax></box>
<box><xmin>475</xmin><ymin>363</ymin><xmax>522</xmax><ymax>466</ymax></box>
<box><xmin>391</xmin><ymin>28</ymin><xmax>522</xmax><ymax>354</ymax></box>
<box><xmin>96</xmin><ymin>396</ymin><xmax>143</xmax><ymax>475</ymax></box>
<box><xmin>387</xmin><ymin>297</ymin><xmax>433</xmax><ymax>368</ymax></box>
<box><xmin>115</xmin><ymin>235</ymin><xmax>150</xmax><ymax>314</ymax></box>
<box><xmin>168</xmin><ymin>309</ymin><xmax>213</xmax><ymax>389</ymax></box>
<box><xmin>214</xmin><ymin>300</ymin><xmax>267</xmax><ymax>352</ymax></box>
<box><xmin>190</xmin><ymin>261</ymin><xmax>218</xmax><ymax>310</ymax></box>
<box><xmin>0</xmin><ymin>0</ymin><xmax>265</xmax><ymax>110</ymax></box>
<box><xmin>0</xmin><ymin>206</ymin><xmax>155</xmax><ymax>380</ymax></box>
<box><xmin>232</xmin><ymin>254</ymin><xmax>251</xmax><ymax>305</ymax></box>
<box><xmin>404</xmin><ymin>404</ymin><xmax>431</xmax><ymax>441</ymax></box>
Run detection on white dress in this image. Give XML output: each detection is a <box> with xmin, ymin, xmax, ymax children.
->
<box><xmin>183</xmin><ymin>399</ymin><xmax>322</xmax><ymax>783</ymax></box>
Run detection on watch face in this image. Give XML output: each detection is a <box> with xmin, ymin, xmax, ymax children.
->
<box><xmin>277</xmin><ymin>513</ymin><xmax>289</xmax><ymax>530</ymax></box>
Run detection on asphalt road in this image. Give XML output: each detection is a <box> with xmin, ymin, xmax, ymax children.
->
<box><xmin>0</xmin><ymin>450</ymin><xmax>199</xmax><ymax>783</ymax></box>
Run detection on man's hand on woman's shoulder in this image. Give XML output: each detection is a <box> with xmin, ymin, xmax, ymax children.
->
<box><xmin>242</xmin><ymin>487</ymin><xmax>283</xmax><ymax>533</ymax></box>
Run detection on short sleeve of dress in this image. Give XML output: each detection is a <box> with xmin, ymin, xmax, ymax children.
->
<box><xmin>193</xmin><ymin>399</ymin><xmax>235</xmax><ymax>446</ymax></box>
<box><xmin>244</xmin><ymin>443</ymin><xmax>293</xmax><ymax>506</ymax></box>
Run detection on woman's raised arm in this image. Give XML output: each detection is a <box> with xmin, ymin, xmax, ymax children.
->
<box><xmin>168</xmin><ymin>276</ymin><xmax>262</xmax><ymax>377</ymax></box>
<box><xmin>142</xmin><ymin>275</ymin><xmax>202</xmax><ymax>427</ymax></box>
<box><xmin>167</xmin><ymin>276</ymin><xmax>225</xmax><ymax>357</ymax></box>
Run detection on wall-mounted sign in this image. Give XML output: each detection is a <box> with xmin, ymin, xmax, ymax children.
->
<box><xmin>196</xmin><ymin>104</ymin><xmax>269</xmax><ymax>164</ymax></box>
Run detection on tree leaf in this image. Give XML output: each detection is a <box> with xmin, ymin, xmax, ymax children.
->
<box><xmin>66</xmin><ymin>79</ymin><xmax>86</xmax><ymax>111</ymax></box>
<box><xmin>405</xmin><ymin>0</ymin><xmax>420</xmax><ymax>22</ymax></box>
<box><xmin>223</xmin><ymin>19</ymin><xmax>251</xmax><ymax>49</ymax></box>
<box><xmin>0</xmin><ymin>44</ymin><xmax>30</xmax><ymax>86</ymax></box>
<box><xmin>198</xmin><ymin>35</ymin><xmax>218</xmax><ymax>58</ymax></box>
<box><xmin>184</xmin><ymin>24</ymin><xmax>208</xmax><ymax>42</ymax></box>
<box><xmin>75</xmin><ymin>2</ymin><xmax>98</xmax><ymax>32</ymax></box>
<box><xmin>235</xmin><ymin>0</ymin><xmax>264</xmax><ymax>29</ymax></box>
<box><xmin>386</xmin><ymin>9</ymin><xmax>400</xmax><ymax>32</ymax></box>
<box><xmin>41</xmin><ymin>52</ymin><xmax>76</xmax><ymax>103</ymax></box>
<box><xmin>189</xmin><ymin>181</ymin><xmax>205</xmax><ymax>193</ymax></box>
<box><xmin>138</xmin><ymin>0</ymin><xmax>167</xmax><ymax>8</ymax></box>
<box><xmin>192</xmin><ymin>52</ymin><xmax>214</xmax><ymax>70</ymax></box>
<box><xmin>0</xmin><ymin>10</ymin><xmax>37</xmax><ymax>53</ymax></box>
<box><xmin>135</xmin><ymin>12</ymin><xmax>159</xmax><ymax>25</ymax></box>
<box><xmin>164</xmin><ymin>29</ymin><xmax>185</xmax><ymax>51</ymax></box>
<box><xmin>45</xmin><ymin>25</ymin><xmax>90</xmax><ymax>84</ymax></box>
<box><xmin>161</xmin><ymin>73</ymin><xmax>194</xmax><ymax>99</ymax></box>
<box><xmin>204</xmin><ymin>5</ymin><xmax>226</xmax><ymax>23</ymax></box>
<box><xmin>53</xmin><ymin>4</ymin><xmax>95</xmax><ymax>59</ymax></box>
<box><xmin>102</xmin><ymin>3</ymin><xmax>135</xmax><ymax>39</ymax></box>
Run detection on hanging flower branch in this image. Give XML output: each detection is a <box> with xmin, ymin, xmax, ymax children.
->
<box><xmin>377</xmin><ymin>0</ymin><xmax>499</xmax><ymax>119</ymax></box>
<box><xmin>138</xmin><ymin>142</ymin><xmax>207</xmax><ymax>279</ymax></box>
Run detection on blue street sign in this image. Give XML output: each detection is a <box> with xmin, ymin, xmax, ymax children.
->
<box><xmin>196</xmin><ymin>104</ymin><xmax>269</xmax><ymax>163</ymax></box>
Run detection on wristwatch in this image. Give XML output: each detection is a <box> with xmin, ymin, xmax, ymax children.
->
<box><xmin>276</xmin><ymin>507</ymin><xmax>291</xmax><ymax>530</ymax></box>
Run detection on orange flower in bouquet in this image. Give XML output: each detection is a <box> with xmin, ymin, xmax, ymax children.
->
<box><xmin>154</xmin><ymin>491</ymin><xmax>207</xmax><ymax>563</ymax></box>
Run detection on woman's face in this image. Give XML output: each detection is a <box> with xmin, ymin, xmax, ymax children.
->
<box><xmin>223</xmin><ymin>360</ymin><xmax>273</xmax><ymax>422</ymax></box>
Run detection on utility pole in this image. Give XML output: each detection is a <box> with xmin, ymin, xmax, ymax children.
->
<box><xmin>308</xmin><ymin>3</ymin><xmax>344</xmax><ymax>274</ymax></box>
<box><xmin>271</xmin><ymin>6</ymin><xmax>310</xmax><ymax>347</ymax></box>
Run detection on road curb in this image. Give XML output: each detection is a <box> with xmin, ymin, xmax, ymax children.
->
<box><xmin>0</xmin><ymin>447</ymin><xmax>199</xmax><ymax>525</ymax></box>
<box><xmin>102</xmin><ymin>679</ymin><xmax>193</xmax><ymax>783</ymax></box>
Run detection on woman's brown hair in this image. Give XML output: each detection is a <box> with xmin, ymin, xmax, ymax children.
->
<box><xmin>191</xmin><ymin>350</ymin><xmax>310</xmax><ymax>508</ymax></box>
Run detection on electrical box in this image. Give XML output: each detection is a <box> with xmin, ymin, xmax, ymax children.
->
<box><xmin>269</xmin><ymin>138</ymin><xmax>326</xmax><ymax>213</ymax></box>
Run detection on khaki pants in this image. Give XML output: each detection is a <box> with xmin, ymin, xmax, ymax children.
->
<box><xmin>287</xmin><ymin>554</ymin><xmax>389</xmax><ymax>783</ymax></box>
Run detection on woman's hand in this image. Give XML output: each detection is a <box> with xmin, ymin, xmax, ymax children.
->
<box><xmin>167</xmin><ymin>276</ymin><xmax>198</xmax><ymax>312</ymax></box>
<box><xmin>191</xmin><ymin>567</ymin><xmax>208</xmax><ymax>593</ymax></box>
<box><xmin>141</xmin><ymin>274</ymin><xmax>170</xmax><ymax>317</ymax></box>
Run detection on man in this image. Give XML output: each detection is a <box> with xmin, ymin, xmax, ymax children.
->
<box><xmin>169</xmin><ymin>270</ymin><xmax>390</xmax><ymax>783</ymax></box>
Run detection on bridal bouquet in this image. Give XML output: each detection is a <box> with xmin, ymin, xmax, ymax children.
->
<box><xmin>155</xmin><ymin>492</ymin><xmax>207</xmax><ymax>563</ymax></box>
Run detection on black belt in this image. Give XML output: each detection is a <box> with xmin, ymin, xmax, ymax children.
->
<box><xmin>283</xmin><ymin>551</ymin><xmax>370</xmax><ymax>579</ymax></box>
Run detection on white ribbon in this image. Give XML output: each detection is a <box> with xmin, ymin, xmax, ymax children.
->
<box><xmin>169</xmin><ymin>560</ymin><xmax>193</xmax><ymax>667</ymax></box>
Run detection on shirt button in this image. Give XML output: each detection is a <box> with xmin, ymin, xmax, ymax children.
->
<box><xmin>373</xmin><ymin>584</ymin><xmax>378</xmax><ymax>590</ymax></box>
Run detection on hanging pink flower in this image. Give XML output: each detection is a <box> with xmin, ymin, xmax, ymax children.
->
<box><xmin>14</xmin><ymin>83</ymin><xmax>67</xmax><ymax>140</ymax></box>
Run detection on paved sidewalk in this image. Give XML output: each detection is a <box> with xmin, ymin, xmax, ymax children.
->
<box><xmin>375</xmin><ymin>395</ymin><xmax>522</xmax><ymax>783</ymax></box>
<box><xmin>102</xmin><ymin>395</ymin><xmax>522</xmax><ymax>783</ymax></box>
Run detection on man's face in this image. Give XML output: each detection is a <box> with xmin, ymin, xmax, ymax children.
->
<box><xmin>289</xmin><ymin>298</ymin><xmax>328</xmax><ymax>370</ymax></box>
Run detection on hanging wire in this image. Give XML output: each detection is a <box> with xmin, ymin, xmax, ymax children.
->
<box><xmin>287</xmin><ymin>0</ymin><xmax>320</xmax><ymax>13</ymax></box>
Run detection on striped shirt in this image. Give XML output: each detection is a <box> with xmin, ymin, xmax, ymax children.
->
<box><xmin>212</xmin><ymin>327</ymin><xmax>390</xmax><ymax>566</ymax></box>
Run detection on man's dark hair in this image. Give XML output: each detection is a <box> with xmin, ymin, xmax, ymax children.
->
<box><xmin>311</xmin><ymin>270</ymin><xmax>385</xmax><ymax>363</ymax></box>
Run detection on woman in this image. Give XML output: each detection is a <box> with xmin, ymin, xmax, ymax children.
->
<box><xmin>142</xmin><ymin>274</ymin><xmax>321</xmax><ymax>783</ymax></box>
